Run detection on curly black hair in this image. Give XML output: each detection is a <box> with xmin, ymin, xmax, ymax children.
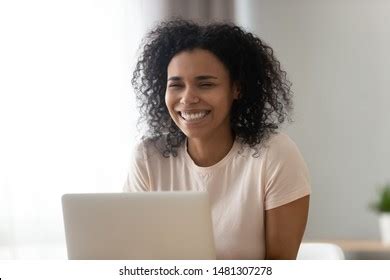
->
<box><xmin>132</xmin><ymin>19</ymin><xmax>293</xmax><ymax>157</ymax></box>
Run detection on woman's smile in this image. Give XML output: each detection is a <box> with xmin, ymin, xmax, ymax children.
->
<box><xmin>165</xmin><ymin>49</ymin><xmax>239</xmax><ymax>140</ymax></box>
<box><xmin>178</xmin><ymin>110</ymin><xmax>211</xmax><ymax>124</ymax></box>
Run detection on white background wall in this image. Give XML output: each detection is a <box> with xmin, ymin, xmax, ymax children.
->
<box><xmin>1</xmin><ymin>0</ymin><xmax>389</xmax><ymax>259</ymax></box>
<box><xmin>236</xmin><ymin>0</ymin><xmax>390</xmax><ymax>240</ymax></box>
<box><xmin>0</xmin><ymin>0</ymin><xmax>146</xmax><ymax>258</ymax></box>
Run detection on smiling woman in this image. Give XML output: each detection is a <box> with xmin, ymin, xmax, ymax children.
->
<box><xmin>165</xmin><ymin>49</ymin><xmax>239</xmax><ymax>166</ymax></box>
<box><xmin>124</xmin><ymin>19</ymin><xmax>311</xmax><ymax>260</ymax></box>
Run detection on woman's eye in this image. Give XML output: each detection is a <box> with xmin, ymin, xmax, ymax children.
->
<box><xmin>199</xmin><ymin>83</ymin><xmax>214</xmax><ymax>88</ymax></box>
<box><xmin>168</xmin><ymin>84</ymin><xmax>183</xmax><ymax>88</ymax></box>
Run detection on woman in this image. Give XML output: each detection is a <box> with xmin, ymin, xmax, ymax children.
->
<box><xmin>124</xmin><ymin>19</ymin><xmax>311</xmax><ymax>260</ymax></box>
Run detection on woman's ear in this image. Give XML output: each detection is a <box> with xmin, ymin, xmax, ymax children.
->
<box><xmin>233</xmin><ymin>82</ymin><xmax>240</xmax><ymax>100</ymax></box>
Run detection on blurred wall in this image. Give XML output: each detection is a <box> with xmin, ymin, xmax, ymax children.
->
<box><xmin>236</xmin><ymin>0</ymin><xmax>390</xmax><ymax>240</ymax></box>
<box><xmin>136</xmin><ymin>0</ymin><xmax>234</xmax><ymax>31</ymax></box>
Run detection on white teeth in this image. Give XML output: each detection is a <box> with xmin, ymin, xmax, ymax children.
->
<box><xmin>181</xmin><ymin>111</ymin><xmax>209</xmax><ymax>121</ymax></box>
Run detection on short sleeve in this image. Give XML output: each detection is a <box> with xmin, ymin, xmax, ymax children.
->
<box><xmin>123</xmin><ymin>141</ymin><xmax>150</xmax><ymax>192</ymax></box>
<box><xmin>264</xmin><ymin>134</ymin><xmax>311</xmax><ymax>210</ymax></box>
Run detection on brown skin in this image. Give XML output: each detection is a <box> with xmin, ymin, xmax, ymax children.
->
<box><xmin>165</xmin><ymin>48</ymin><xmax>310</xmax><ymax>259</ymax></box>
<box><xmin>165</xmin><ymin>49</ymin><xmax>239</xmax><ymax>167</ymax></box>
<box><xmin>265</xmin><ymin>195</ymin><xmax>310</xmax><ymax>259</ymax></box>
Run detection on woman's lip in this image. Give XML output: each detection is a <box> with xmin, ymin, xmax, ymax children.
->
<box><xmin>177</xmin><ymin>110</ymin><xmax>211</xmax><ymax>118</ymax></box>
<box><xmin>176</xmin><ymin>110</ymin><xmax>211</xmax><ymax>113</ymax></box>
<box><xmin>178</xmin><ymin>111</ymin><xmax>211</xmax><ymax>122</ymax></box>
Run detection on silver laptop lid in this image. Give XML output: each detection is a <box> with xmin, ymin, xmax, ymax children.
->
<box><xmin>62</xmin><ymin>192</ymin><xmax>216</xmax><ymax>260</ymax></box>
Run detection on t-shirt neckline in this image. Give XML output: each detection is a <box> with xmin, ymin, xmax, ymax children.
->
<box><xmin>183</xmin><ymin>137</ymin><xmax>239</xmax><ymax>174</ymax></box>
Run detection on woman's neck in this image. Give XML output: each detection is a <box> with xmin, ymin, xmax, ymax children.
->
<box><xmin>186</xmin><ymin>131</ymin><xmax>235</xmax><ymax>167</ymax></box>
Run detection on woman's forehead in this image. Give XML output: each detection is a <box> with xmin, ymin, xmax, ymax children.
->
<box><xmin>167</xmin><ymin>49</ymin><xmax>228</xmax><ymax>79</ymax></box>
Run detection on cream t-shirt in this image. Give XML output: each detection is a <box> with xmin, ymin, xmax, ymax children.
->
<box><xmin>123</xmin><ymin>132</ymin><xmax>311</xmax><ymax>259</ymax></box>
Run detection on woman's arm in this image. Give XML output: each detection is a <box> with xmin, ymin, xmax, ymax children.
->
<box><xmin>264</xmin><ymin>195</ymin><xmax>310</xmax><ymax>259</ymax></box>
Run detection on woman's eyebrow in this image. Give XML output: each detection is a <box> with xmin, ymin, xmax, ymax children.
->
<box><xmin>167</xmin><ymin>75</ymin><xmax>218</xmax><ymax>81</ymax></box>
<box><xmin>195</xmin><ymin>75</ymin><xmax>218</xmax><ymax>80</ymax></box>
<box><xmin>167</xmin><ymin>76</ymin><xmax>182</xmax><ymax>81</ymax></box>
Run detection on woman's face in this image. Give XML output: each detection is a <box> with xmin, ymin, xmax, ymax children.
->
<box><xmin>165</xmin><ymin>49</ymin><xmax>239</xmax><ymax>141</ymax></box>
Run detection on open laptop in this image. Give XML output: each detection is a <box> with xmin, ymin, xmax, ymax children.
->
<box><xmin>62</xmin><ymin>192</ymin><xmax>216</xmax><ymax>260</ymax></box>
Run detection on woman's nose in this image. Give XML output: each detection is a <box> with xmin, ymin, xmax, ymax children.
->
<box><xmin>180</xmin><ymin>88</ymin><xmax>200</xmax><ymax>104</ymax></box>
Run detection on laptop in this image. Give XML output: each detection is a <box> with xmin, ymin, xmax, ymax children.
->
<box><xmin>62</xmin><ymin>192</ymin><xmax>216</xmax><ymax>260</ymax></box>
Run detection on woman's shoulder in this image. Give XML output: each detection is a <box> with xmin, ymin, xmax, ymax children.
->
<box><xmin>132</xmin><ymin>135</ymin><xmax>185</xmax><ymax>160</ymax></box>
<box><xmin>262</xmin><ymin>132</ymin><xmax>305</xmax><ymax>164</ymax></box>
<box><xmin>265</xmin><ymin>132</ymin><xmax>297</xmax><ymax>150</ymax></box>
<box><xmin>237</xmin><ymin>132</ymin><xmax>296</xmax><ymax>155</ymax></box>
<box><xmin>131</xmin><ymin>138</ymin><xmax>160</xmax><ymax>160</ymax></box>
<box><xmin>235</xmin><ymin>132</ymin><xmax>302</xmax><ymax>164</ymax></box>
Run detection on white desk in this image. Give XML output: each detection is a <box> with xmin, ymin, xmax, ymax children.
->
<box><xmin>311</xmin><ymin>240</ymin><xmax>390</xmax><ymax>260</ymax></box>
<box><xmin>0</xmin><ymin>243</ymin><xmax>67</xmax><ymax>259</ymax></box>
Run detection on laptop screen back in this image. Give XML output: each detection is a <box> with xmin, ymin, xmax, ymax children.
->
<box><xmin>62</xmin><ymin>192</ymin><xmax>216</xmax><ymax>260</ymax></box>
